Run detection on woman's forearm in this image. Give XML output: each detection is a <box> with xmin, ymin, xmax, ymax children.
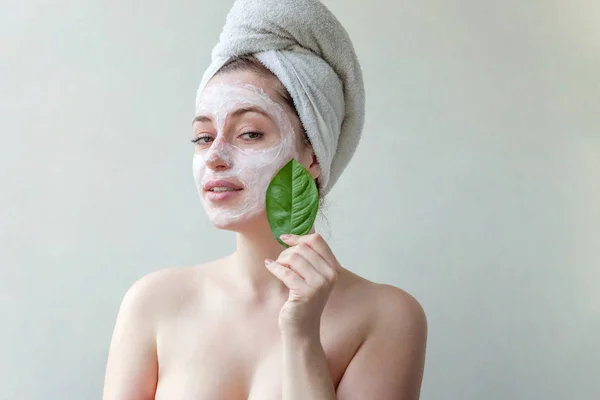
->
<box><xmin>281</xmin><ymin>332</ymin><xmax>336</xmax><ymax>400</ymax></box>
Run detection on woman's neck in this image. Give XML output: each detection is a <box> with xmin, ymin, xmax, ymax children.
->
<box><xmin>229</xmin><ymin>217</ymin><xmax>289</xmax><ymax>300</ymax></box>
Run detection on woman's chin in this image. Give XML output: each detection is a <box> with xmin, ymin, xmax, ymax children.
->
<box><xmin>207</xmin><ymin>209</ymin><xmax>264</xmax><ymax>232</ymax></box>
<box><xmin>210</xmin><ymin>218</ymin><xmax>241</xmax><ymax>231</ymax></box>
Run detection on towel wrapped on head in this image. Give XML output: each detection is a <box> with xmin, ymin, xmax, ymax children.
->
<box><xmin>196</xmin><ymin>0</ymin><xmax>365</xmax><ymax>196</ymax></box>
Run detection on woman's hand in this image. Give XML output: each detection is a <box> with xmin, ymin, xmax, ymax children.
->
<box><xmin>264</xmin><ymin>233</ymin><xmax>341</xmax><ymax>339</ymax></box>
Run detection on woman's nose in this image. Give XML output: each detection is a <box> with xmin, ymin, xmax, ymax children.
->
<box><xmin>205</xmin><ymin>137</ymin><xmax>233</xmax><ymax>171</ymax></box>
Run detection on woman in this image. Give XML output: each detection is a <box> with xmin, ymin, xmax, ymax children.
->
<box><xmin>103</xmin><ymin>0</ymin><xmax>427</xmax><ymax>399</ymax></box>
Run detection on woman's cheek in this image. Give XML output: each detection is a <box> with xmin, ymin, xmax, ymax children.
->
<box><xmin>238</xmin><ymin>155</ymin><xmax>279</xmax><ymax>201</ymax></box>
<box><xmin>256</xmin><ymin>151</ymin><xmax>293</xmax><ymax>186</ymax></box>
<box><xmin>192</xmin><ymin>154</ymin><xmax>206</xmax><ymax>195</ymax></box>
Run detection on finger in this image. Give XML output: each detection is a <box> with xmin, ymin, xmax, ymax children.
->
<box><xmin>280</xmin><ymin>233</ymin><xmax>339</xmax><ymax>272</ymax></box>
<box><xmin>277</xmin><ymin>249</ymin><xmax>325</xmax><ymax>287</ymax></box>
<box><xmin>285</xmin><ymin>243</ymin><xmax>336</xmax><ymax>282</ymax></box>
<box><xmin>279</xmin><ymin>233</ymin><xmax>302</xmax><ymax>246</ymax></box>
<box><xmin>264</xmin><ymin>259</ymin><xmax>305</xmax><ymax>290</ymax></box>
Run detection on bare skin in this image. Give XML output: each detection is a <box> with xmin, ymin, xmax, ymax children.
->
<box><xmin>103</xmin><ymin>255</ymin><xmax>427</xmax><ymax>399</ymax></box>
<box><xmin>103</xmin><ymin>69</ymin><xmax>427</xmax><ymax>399</ymax></box>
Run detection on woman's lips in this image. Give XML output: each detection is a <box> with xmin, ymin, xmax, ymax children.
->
<box><xmin>203</xmin><ymin>179</ymin><xmax>243</xmax><ymax>192</ymax></box>
<box><xmin>203</xmin><ymin>179</ymin><xmax>244</xmax><ymax>202</ymax></box>
<box><xmin>205</xmin><ymin>188</ymin><xmax>243</xmax><ymax>202</ymax></box>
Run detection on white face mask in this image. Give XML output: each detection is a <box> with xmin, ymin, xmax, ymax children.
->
<box><xmin>192</xmin><ymin>82</ymin><xmax>301</xmax><ymax>229</ymax></box>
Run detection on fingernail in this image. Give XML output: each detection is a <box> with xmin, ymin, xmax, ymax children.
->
<box><xmin>264</xmin><ymin>258</ymin><xmax>274</xmax><ymax>265</ymax></box>
<box><xmin>280</xmin><ymin>234</ymin><xmax>292</xmax><ymax>241</ymax></box>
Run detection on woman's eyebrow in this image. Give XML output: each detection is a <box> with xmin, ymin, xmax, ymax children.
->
<box><xmin>193</xmin><ymin>115</ymin><xmax>212</xmax><ymax>124</ymax></box>
<box><xmin>192</xmin><ymin>106</ymin><xmax>270</xmax><ymax>124</ymax></box>
<box><xmin>229</xmin><ymin>106</ymin><xmax>270</xmax><ymax>119</ymax></box>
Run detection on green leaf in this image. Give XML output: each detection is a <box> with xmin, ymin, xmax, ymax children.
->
<box><xmin>266</xmin><ymin>159</ymin><xmax>319</xmax><ymax>247</ymax></box>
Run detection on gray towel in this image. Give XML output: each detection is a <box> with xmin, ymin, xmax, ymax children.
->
<box><xmin>195</xmin><ymin>0</ymin><xmax>365</xmax><ymax>196</ymax></box>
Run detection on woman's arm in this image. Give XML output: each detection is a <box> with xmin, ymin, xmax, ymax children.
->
<box><xmin>103</xmin><ymin>277</ymin><xmax>159</xmax><ymax>400</ymax></box>
<box><xmin>280</xmin><ymin>285</ymin><xmax>427</xmax><ymax>400</ymax></box>
<box><xmin>281</xmin><ymin>332</ymin><xmax>336</xmax><ymax>400</ymax></box>
<box><xmin>267</xmin><ymin>234</ymin><xmax>427</xmax><ymax>399</ymax></box>
<box><xmin>265</xmin><ymin>233</ymin><xmax>341</xmax><ymax>399</ymax></box>
<box><xmin>335</xmin><ymin>286</ymin><xmax>428</xmax><ymax>399</ymax></box>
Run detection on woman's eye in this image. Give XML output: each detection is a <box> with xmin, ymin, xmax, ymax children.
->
<box><xmin>191</xmin><ymin>135</ymin><xmax>214</xmax><ymax>145</ymax></box>
<box><xmin>239</xmin><ymin>131</ymin><xmax>264</xmax><ymax>141</ymax></box>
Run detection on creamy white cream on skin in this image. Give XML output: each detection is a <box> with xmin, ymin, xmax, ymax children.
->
<box><xmin>192</xmin><ymin>82</ymin><xmax>301</xmax><ymax>229</ymax></box>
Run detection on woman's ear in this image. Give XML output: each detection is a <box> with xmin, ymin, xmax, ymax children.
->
<box><xmin>298</xmin><ymin>145</ymin><xmax>320</xmax><ymax>180</ymax></box>
<box><xmin>309</xmin><ymin>152</ymin><xmax>321</xmax><ymax>180</ymax></box>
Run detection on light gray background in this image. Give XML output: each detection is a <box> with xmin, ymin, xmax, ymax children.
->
<box><xmin>1</xmin><ymin>0</ymin><xmax>599</xmax><ymax>399</ymax></box>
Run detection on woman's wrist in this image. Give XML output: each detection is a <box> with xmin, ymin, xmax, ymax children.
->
<box><xmin>281</xmin><ymin>328</ymin><xmax>322</xmax><ymax>348</ymax></box>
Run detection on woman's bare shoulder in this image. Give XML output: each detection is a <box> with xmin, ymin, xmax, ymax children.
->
<box><xmin>120</xmin><ymin>260</ymin><xmax>225</xmax><ymax>316</ymax></box>
<box><xmin>332</xmin><ymin>272</ymin><xmax>427</xmax><ymax>397</ymax></box>
<box><xmin>338</xmin><ymin>268</ymin><xmax>427</xmax><ymax>331</ymax></box>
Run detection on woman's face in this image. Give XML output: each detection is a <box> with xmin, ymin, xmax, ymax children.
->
<box><xmin>192</xmin><ymin>70</ymin><xmax>307</xmax><ymax>230</ymax></box>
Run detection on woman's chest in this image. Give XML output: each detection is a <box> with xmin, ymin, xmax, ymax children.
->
<box><xmin>153</xmin><ymin>309</ymin><xmax>362</xmax><ymax>399</ymax></box>
<box><xmin>154</xmin><ymin>345</ymin><xmax>283</xmax><ymax>400</ymax></box>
